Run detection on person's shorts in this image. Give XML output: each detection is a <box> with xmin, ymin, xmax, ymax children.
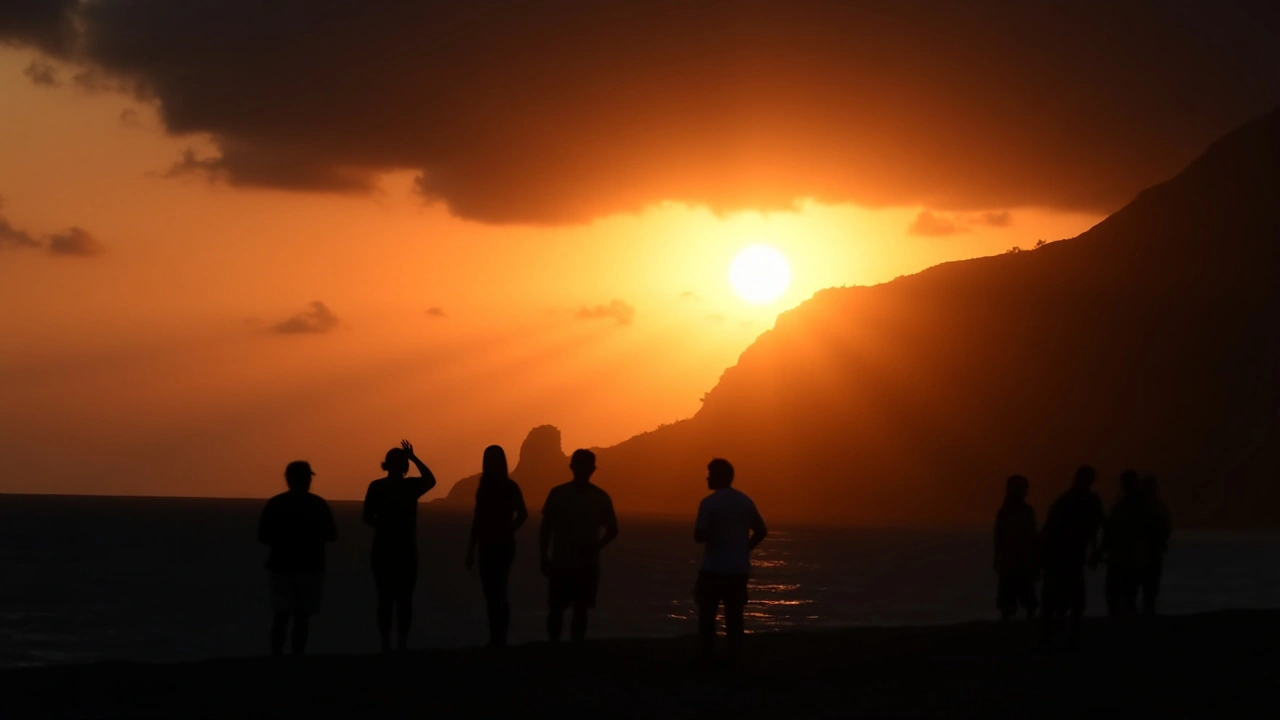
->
<box><xmin>1041</xmin><ymin>566</ymin><xmax>1086</xmax><ymax>613</ymax></box>
<box><xmin>695</xmin><ymin>570</ymin><xmax>749</xmax><ymax>609</ymax></box>
<box><xmin>548</xmin><ymin>565</ymin><xmax>600</xmax><ymax>609</ymax></box>
<box><xmin>270</xmin><ymin>572</ymin><xmax>324</xmax><ymax>615</ymax></box>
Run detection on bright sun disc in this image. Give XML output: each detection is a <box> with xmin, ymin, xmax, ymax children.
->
<box><xmin>729</xmin><ymin>245</ymin><xmax>792</xmax><ymax>305</ymax></box>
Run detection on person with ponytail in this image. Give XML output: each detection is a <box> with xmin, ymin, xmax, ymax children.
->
<box><xmin>465</xmin><ymin>445</ymin><xmax>529</xmax><ymax>648</ymax></box>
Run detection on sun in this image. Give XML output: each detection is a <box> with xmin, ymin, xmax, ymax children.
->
<box><xmin>729</xmin><ymin>245</ymin><xmax>792</xmax><ymax>305</ymax></box>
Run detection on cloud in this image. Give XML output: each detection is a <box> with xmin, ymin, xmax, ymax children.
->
<box><xmin>679</xmin><ymin>291</ymin><xmax>697</xmax><ymax>301</ymax></box>
<box><xmin>119</xmin><ymin>107</ymin><xmax>140</xmax><ymax>127</ymax></box>
<box><xmin>425</xmin><ymin>307</ymin><xmax>446</xmax><ymax>318</ymax></box>
<box><xmin>270</xmin><ymin>301</ymin><xmax>339</xmax><ymax>335</ymax></box>
<box><xmin>46</xmin><ymin>226</ymin><xmax>104</xmax><ymax>256</ymax></box>
<box><xmin>970</xmin><ymin>211</ymin><xmax>1013</xmax><ymax>228</ymax></box>
<box><xmin>577</xmin><ymin>299</ymin><xmax>634</xmax><ymax>326</ymax></box>
<box><xmin>0</xmin><ymin>197</ymin><xmax>39</xmax><ymax>250</ymax></box>
<box><xmin>4</xmin><ymin>2</ymin><xmax>1280</xmax><ymax>223</ymax></box>
<box><xmin>22</xmin><ymin>59</ymin><xmax>59</xmax><ymax>86</ymax></box>
<box><xmin>908</xmin><ymin>211</ymin><xmax>966</xmax><ymax>237</ymax></box>
<box><xmin>1</xmin><ymin>197</ymin><xmax>103</xmax><ymax>255</ymax></box>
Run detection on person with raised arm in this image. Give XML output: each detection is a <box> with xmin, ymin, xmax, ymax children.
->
<box><xmin>363</xmin><ymin>439</ymin><xmax>437</xmax><ymax>653</ymax></box>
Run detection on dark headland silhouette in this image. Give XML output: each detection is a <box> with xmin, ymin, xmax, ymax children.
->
<box><xmin>438</xmin><ymin>106</ymin><xmax>1280</xmax><ymax>529</ymax></box>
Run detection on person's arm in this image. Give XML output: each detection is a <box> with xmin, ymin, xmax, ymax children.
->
<box><xmin>258</xmin><ymin>501</ymin><xmax>273</xmax><ymax>545</ymax></box>
<box><xmin>598</xmin><ymin>495</ymin><xmax>619</xmax><ymax>550</ymax></box>
<box><xmin>539</xmin><ymin>492</ymin><xmax>554</xmax><ymax>575</ymax></box>
<box><xmin>748</xmin><ymin>504</ymin><xmax>768</xmax><ymax>552</ymax></box>
<box><xmin>511</xmin><ymin>485</ymin><xmax>529</xmax><ymax>532</ymax></box>
<box><xmin>322</xmin><ymin>501</ymin><xmax>337</xmax><ymax>543</ymax></box>
<box><xmin>694</xmin><ymin>500</ymin><xmax>710</xmax><ymax>544</ymax></box>
<box><xmin>362</xmin><ymin>483</ymin><xmax>378</xmax><ymax>529</ymax></box>
<box><xmin>400</xmin><ymin>440</ymin><xmax>437</xmax><ymax>495</ymax></box>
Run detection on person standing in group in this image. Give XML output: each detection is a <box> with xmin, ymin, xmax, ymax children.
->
<box><xmin>1039</xmin><ymin>465</ymin><xmax>1105</xmax><ymax>649</ymax></box>
<box><xmin>539</xmin><ymin>449</ymin><xmax>618</xmax><ymax>645</ymax></box>
<box><xmin>694</xmin><ymin>458</ymin><xmax>767</xmax><ymax>668</ymax></box>
<box><xmin>258</xmin><ymin>461</ymin><xmax>337</xmax><ymax>656</ymax></box>
<box><xmin>465</xmin><ymin>445</ymin><xmax>529</xmax><ymax>648</ymax></box>
<box><xmin>1140</xmin><ymin>476</ymin><xmax>1173</xmax><ymax>616</ymax></box>
<box><xmin>1095</xmin><ymin>470</ymin><xmax>1150</xmax><ymax>619</ymax></box>
<box><xmin>993</xmin><ymin>475</ymin><xmax>1039</xmax><ymax>622</ymax></box>
<box><xmin>363</xmin><ymin>439</ymin><xmax>437</xmax><ymax>653</ymax></box>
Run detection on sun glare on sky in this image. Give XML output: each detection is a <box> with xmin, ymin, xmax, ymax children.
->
<box><xmin>729</xmin><ymin>245</ymin><xmax>793</xmax><ymax>305</ymax></box>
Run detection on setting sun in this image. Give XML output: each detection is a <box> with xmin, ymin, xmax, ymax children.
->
<box><xmin>729</xmin><ymin>245</ymin><xmax>792</xmax><ymax>305</ymax></box>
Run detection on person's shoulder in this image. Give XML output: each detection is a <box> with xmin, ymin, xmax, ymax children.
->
<box><xmin>591</xmin><ymin>483</ymin><xmax>613</xmax><ymax>501</ymax></box>
<box><xmin>264</xmin><ymin>492</ymin><xmax>289</xmax><ymax>508</ymax></box>
<box><xmin>307</xmin><ymin>492</ymin><xmax>332</xmax><ymax>507</ymax></box>
<box><xmin>544</xmin><ymin>482</ymin><xmax>571</xmax><ymax>502</ymax></box>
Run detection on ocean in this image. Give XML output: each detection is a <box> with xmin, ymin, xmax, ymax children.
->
<box><xmin>3</xmin><ymin>494</ymin><xmax>1280</xmax><ymax>668</ymax></box>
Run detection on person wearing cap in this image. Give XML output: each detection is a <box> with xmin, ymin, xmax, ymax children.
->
<box><xmin>257</xmin><ymin>460</ymin><xmax>337</xmax><ymax>656</ymax></box>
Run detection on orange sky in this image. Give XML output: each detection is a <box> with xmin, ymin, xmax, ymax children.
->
<box><xmin>0</xmin><ymin>48</ymin><xmax>1114</xmax><ymax>499</ymax></box>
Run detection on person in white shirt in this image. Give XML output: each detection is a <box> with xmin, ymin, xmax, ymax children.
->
<box><xmin>694</xmin><ymin>458</ymin><xmax>767</xmax><ymax>666</ymax></box>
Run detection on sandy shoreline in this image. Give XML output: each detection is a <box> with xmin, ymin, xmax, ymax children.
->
<box><xmin>2</xmin><ymin>609</ymin><xmax>1277</xmax><ymax>718</ymax></box>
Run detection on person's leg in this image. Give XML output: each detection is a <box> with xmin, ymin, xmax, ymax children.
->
<box><xmin>1067</xmin><ymin>569</ymin><xmax>1085</xmax><ymax>649</ymax></box>
<box><xmin>997</xmin><ymin>572</ymin><xmax>1016</xmax><ymax>622</ymax></box>
<box><xmin>695</xmin><ymin>572</ymin><xmax>718</xmax><ymax>660</ymax></box>
<box><xmin>1141</xmin><ymin>557</ymin><xmax>1163</xmax><ymax>616</ymax></box>
<box><xmin>547</xmin><ymin>571</ymin><xmax>565</xmax><ymax>643</ymax></box>
<box><xmin>1104</xmin><ymin>566</ymin><xmax>1120</xmax><ymax>618</ymax></box>
<box><xmin>393</xmin><ymin>555</ymin><xmax>418</xmax><ymax>651</ymax></box>
<box><xmin>291</xmin><ymin>613</ymin><xmax>310</xmax><ymax>654</ymax></box>
<box><xmin>478</xmin><ymin>546</ymin><xmax>509</xmax><ymax>647</ymax></box>
<box><xmin>723</xmin><ymin>575</ymin><xmax>747</xmax><ymax>665</ymax></box>
<box><xmin>271</xmin><ymin>610</ymin><xmax>289</xmax><ymax>656</ymax></box>
<box><xmin>1022</xmin><ymin>572</ymin><xmax>1039</xmax><ymax>620</ymax></box>
<box><xmin>569</xmin><ymin>566</ymin><xmax>597</xmax><ymax>644</ymax></box>
<box><xmin>492</xmin><ymin>548</ymin><xmax>512</xmax><ymax>647</ymax></box>
<box><xmin>373</xmin><ymin>562</ymin><xmax>394</xmax><ymax>652</ymax></box>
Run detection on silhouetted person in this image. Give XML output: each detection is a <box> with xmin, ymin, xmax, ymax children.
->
<box><xmin>694</xmin><ymin>458</ymin><xmax>767</xmax><ymax>667</ymax></box>
<box><xmin>257</xmin><ymin>461</ymin><xmax>337</xmax><ymax>656</ymax></box>
<box><xmin>993</xmin><ymin>475</ymin><xmax>1038</xmax><ymax>622</ymax></box>
<box><xmin>1140</xmin><ymin>476</ymin><xmax>1172</xmax><ymax>616</ymax></box>
<box><xmin>539</xmin><ymin>449</ymin><xmax>618</xmax><ymax>644</ymax></box>
<box><xmin>363</xmin><ymin>439</ymin><xmax>437</xmax><ymax>653</ymax></box>
<box><xmin>1039</xmin><ymin>465</ymin><xmax>1104</xmax><ymax>648</ymax></box>
<box><xmin>1096</xmin><ymin>470</ymin><xmax>1149</xmax><ymax>619</ymax></box>
<box><xmin>465</xmin><ymin>445</ymin><xmax>529</xmax><ymax>648</ymax></box>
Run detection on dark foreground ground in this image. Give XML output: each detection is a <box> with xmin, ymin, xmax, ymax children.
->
<box><xmin>2</xmin><ymin>610</ymin><xmax>1279</xmax><ymax>718</ymax></box>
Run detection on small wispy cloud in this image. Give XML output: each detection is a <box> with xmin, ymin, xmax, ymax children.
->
<box><xmin>908</xmin><ymin>210</ymin><xmax>966</xmax><ymax>237</ymax></box>
<box><xmin>47</xmin><ymin>227</ymin><xmax>105</xmax><ymax>257</ymax></box>
<box><xmin>23</xmin><ymin>60</ymin><xmax>59</xmax><ymax>87</ymax></box>
<box><xmin>577</xmin><ymin>299</ymin><xmax>635</xmax><ymax>326</ymax></box>
<box><xmin>271</xmin><ymin>301</ymin><xmax>339</xmax><ymax>334</ymax></box>
<box><xmin>426</xmin><ymin>307</ymin><xmax>447</xmax><ymax>318</ymax></box>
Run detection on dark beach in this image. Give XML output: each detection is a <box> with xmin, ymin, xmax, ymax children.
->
<box><xmin>2</xmin><ymin>609</ymin><xmax>1277</xmax><ymax>718</ymax></box>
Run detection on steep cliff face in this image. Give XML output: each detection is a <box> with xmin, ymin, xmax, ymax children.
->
<box><xmin>437</xmin><ymin>425</ymin><xmax>570</xmax><ymax>509</ymax></box>
<box><xmin>582</xmin><ymin>106</ymin><xmax>1280</xmax><ymax>527</ymax></box>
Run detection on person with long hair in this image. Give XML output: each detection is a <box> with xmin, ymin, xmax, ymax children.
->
<box><xmin>362</xmin><ymin>439</ymin><xmax>437</xmax><ymax>653</ymax></box>
<box><xmin>465</xmin><ymin>445</ymin><xmax>529</xmax><ymax>648</ymax></box>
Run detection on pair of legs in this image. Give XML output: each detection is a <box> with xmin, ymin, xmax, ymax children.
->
<box><xmin>997</xmin><ymin>569</ymin><xmax>1039</xmax><ymax>622</ymax></box>
<box><xmin>268</xmin><ymin>572</ymin><xmax>323</xmax><ymax>656</ymax></box>
<box><xmin>1040</xmin><ymin>566</ymin><xmax>1085</xmax><ymax>648</ymax></box>
<box><xmin>1140</xmin><ymin>557</ymin><xmax>1164</xmax><ymax>616</ymax></box>
<box><xmin>696</xmin><ymin>571</ymin><xmax>748</xmax><ymax>663</ymax></box>
<box><xmin>547</xmin><ymin>565</ymin><xmax>599</xmax><ymax>644</ymax></box>
<box><xmin>271</xmin><ymin>610</ymin><xmax>311</xmax><ymax>656</ymax></box>
<box><xmin>373</xmin><ymin>550</ymin><xmax>418</xmax><ymax>652</ymax></box>
<box><xmin>1105</xmin><ymin>565</ymin><xmax>1141</xmax><ymax>618</ymax></box>
<box><xmin>478</xmin><ymin>543</ymin><xmax>515</xmax><ymax>647</ymax></box>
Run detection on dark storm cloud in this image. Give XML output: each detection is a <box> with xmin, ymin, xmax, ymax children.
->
<box><xmin>4</xmin><ymin>1</ymin><xmax>1280</xmax><ymax>224</ymax></box>
<box><xmin>0</xmin><ymin>198</ymin><xmax>39</xmax><ymax>250</ymax></box>
<box><xmin>46</xmin><ymin>226</ymin><xmax>103</xmax><ymax>256</ymax></box>
<box><xmin>271</xmin><ymin>301</ymin><xmax>339</xmax><ymax>334</ymax></box>
<box><xmin>577</xmin><ymin>300</ymin><xmax>635</xmax><ymax>326</ymax></box>
<box><xmin>908</xmin><ymin>211</ymin><xmax>965</xmax><ymax>237</ymax></box>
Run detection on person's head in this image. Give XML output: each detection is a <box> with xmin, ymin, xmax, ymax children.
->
<box><xmin>382</xmin><ymin>447</ymin><xmax>409</xmax><ymax>476</ymax></box>
<box><xmin>1072</xmin><ymin>465</ymin><xmax>1096</xmax><ymax>490</ymax></box>
<box><xmin>707</xmin><ymin>458</ymin><xmax>735</xmax><ymax>490</ymax></box>
<box><xmin>1119</xmin><ymin>469</ymin><xmax>1141</xmax><ymax>497</ymax></box>
<box><xmin>569</xmin><ymin>449</ymin><xmax>596</xmax><ymax>481</ymax></box>
<box><xmin>481</xmin><ymin>445</ymin><xmax>509</xmax><ymax>485</ymax></box>
<box><xmin>285</xmin><ymin>461</ymin><xmax>314</xmax><ymax>492</ymax></box>
<box><xmin>1005</xmin><ymin>474</ymin><xmax>1029</xmax><ymax>501</ymax></box>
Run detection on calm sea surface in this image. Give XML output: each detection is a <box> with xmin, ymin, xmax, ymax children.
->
<box><xmin>2</xmin><ymin>495</ymin><xmax>1280</xmax><ymax>667</ymax></box>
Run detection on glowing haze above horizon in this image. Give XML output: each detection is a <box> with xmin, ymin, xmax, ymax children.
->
<box><xmin>2</xmin><ymin>1</ymin><xmax>1278</xmax><ymax>501</ymax></box>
